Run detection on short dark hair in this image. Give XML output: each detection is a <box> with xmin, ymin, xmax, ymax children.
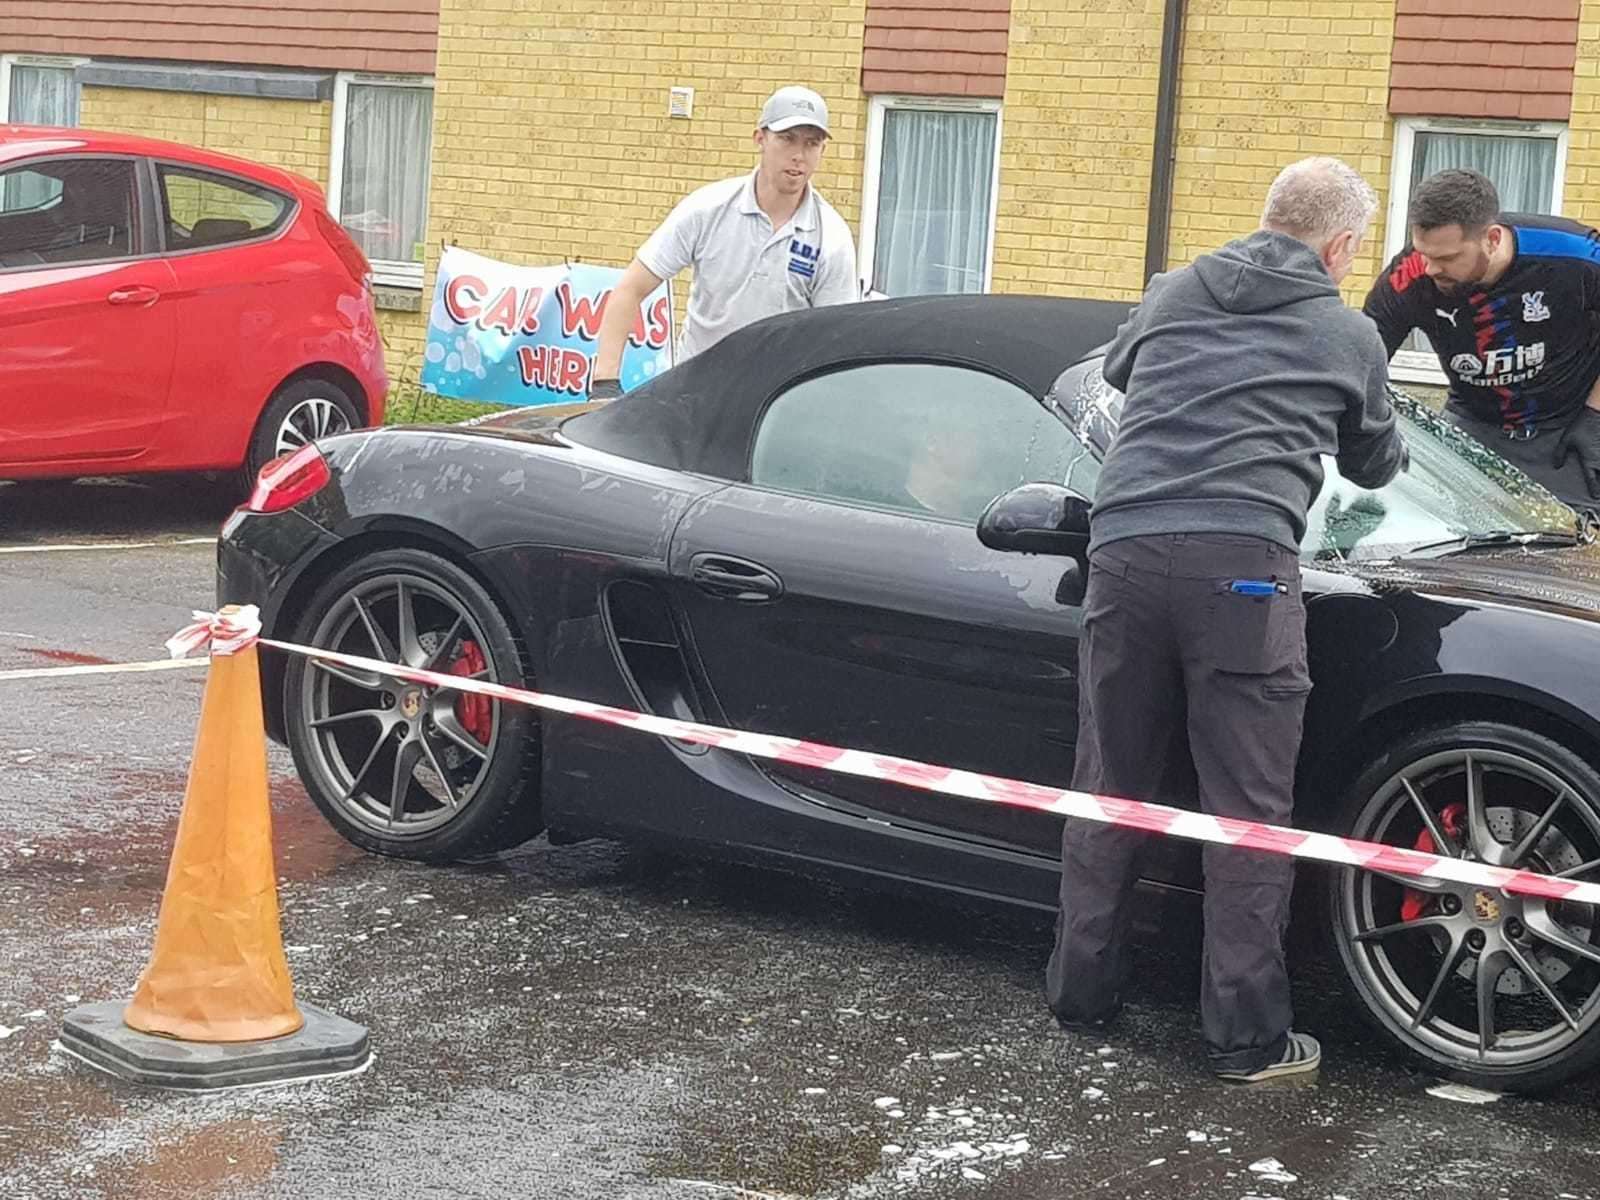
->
<box><xmin>1409</xmin><ymin>169</ymin><xmax>1501</xmax><ymax>235</ymax></box>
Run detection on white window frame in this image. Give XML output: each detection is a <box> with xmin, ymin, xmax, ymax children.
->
<box><xmin>1383</xmin><ymin>115</ymin><xmax>1569</xmax><ymax>385</ymax></box>
<box><xmin>329</xmin><ymin>71</ymin><xmax>434</xmax><ymax>289</ymax></box>
<box><xmin>859</xmin><ymin>94</ymin><xmax>1003</xmax><ymax>298</ymax></box>
<box><xmin>0</xmin><ymin>54</ymin><xmax>86</xmax><ymax>125</ymax></box>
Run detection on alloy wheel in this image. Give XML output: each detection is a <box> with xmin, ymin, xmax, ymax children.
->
<box><xmin>1338</xmin><ymin>748</ymin><xmax>1600</xmax><ymax>1068</ymax></box>
<box><xmin>297</xmin><ymin>573</ymin><xmax>501</xmax><ymax>837</ymax></box>
<box><xmin>275</xmin><ymin>396</ymin><xmax>353</xmax><ymax>458</ymax></box>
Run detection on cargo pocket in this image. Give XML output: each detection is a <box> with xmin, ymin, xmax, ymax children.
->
<box><xmin>1206</xmin><ymin>582</ymin><xmax>1305</xmax><ymax>678</ymax></box>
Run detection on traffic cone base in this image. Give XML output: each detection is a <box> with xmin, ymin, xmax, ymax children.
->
<box><xmin>61</xmin><ymin>1001</ymin><xmax>370</xmax><ymax>1091</ymax></box>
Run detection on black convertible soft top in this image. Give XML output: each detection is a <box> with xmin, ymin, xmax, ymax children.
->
<box><xmin>564</xmin><ymin>294</ymin><xmax>1133</xmax><ymax>481</ymax></box>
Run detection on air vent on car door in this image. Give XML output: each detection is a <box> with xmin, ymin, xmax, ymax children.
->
<box><xmin>603</xmin><ymin>580</ymin><xmax>710</xmax><ymax>752</ymax></box>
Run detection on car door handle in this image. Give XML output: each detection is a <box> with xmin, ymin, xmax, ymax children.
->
<box><xmin>689</xmin><ymin>554</ymin><xmax>783</xmax><ymax>602</ymax></box>
<box><xmin>106</xmin><ymin>285</ymin><xmax>161</xmax><ymax>307</ymax></box>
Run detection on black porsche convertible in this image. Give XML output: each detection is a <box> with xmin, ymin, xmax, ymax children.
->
<box><xmin>219</xmin><ymin>295</ymin><xmax>1600</xmax><ymax>1093</ymax></box>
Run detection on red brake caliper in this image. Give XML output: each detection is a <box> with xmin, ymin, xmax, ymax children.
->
<box><xmin>447</xmin><ymin>640</ymin><xmax>493</xmax><ymax>744</ymax></box>
<box><xmin>1400</xmin><ymin>801</ymin><xmax>1466</xmax><ymax>921</ymax></box>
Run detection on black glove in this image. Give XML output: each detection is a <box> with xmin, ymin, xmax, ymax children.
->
<box><xmin>1553</xmin><ymin>406</ymin><xmax>1600</xmax><ymax>500</ymax></box>
<box><xmin>588</xmin><ymin>377</ymin><xmax>623</xmax><ymax>401</ymax></box>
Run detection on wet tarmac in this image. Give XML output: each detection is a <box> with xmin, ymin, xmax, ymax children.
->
<box><xmin>2</xmin><ymin>477</ymin><xmax>1599</xmax><ymax>1200</ymax></box>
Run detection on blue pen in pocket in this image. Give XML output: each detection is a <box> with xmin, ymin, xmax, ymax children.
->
<box><xmin>1229</xmin><ymin>579</ymin><xmax>1290</xmax><ymax>597</ymax></box>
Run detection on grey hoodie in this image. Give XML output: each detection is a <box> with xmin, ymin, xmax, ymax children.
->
<box><xmin>1089</xmin><ymin>229</ymin><xmax>1406</xmax><ymax>555</ymax></box>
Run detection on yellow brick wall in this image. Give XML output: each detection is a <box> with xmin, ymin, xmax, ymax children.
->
<box><xmin>994</xmin><ymin>0</ymin><xmax>1164</xmax><ymax>301</ymax></box>
<box><xmin>78</xmin><ymin>88</ymin><xmax>332</xmax><ymax>187</ymax></box>
<box><xmin>1168</xmin><ymin>0</ymin><xmax>1397</xmax><ymax>306</ymax></box>
<box><xmin>996</xmin><ymin>1</ymin><xmax>1397</xmax><ymax>304</ymax></box>
<box><xmin>378</xmin><ymin>307</ymin><xmax>429</xmax><ymax>388</ymax></box>
<box><xmin>427</xmin><ymin>0</ymin><xmax>868</xmax><ymax>338</ymax></box>
<box><xmin>1568</xmin><ymin>1</ymin><xmax>1600</xmax><ymax>221</ymax></box>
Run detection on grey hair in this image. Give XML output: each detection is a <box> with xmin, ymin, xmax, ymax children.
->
<box><xmin>1260</xmin><ymin>156</ymin><xmax>1379</xmax><ymax>250</ymax></box>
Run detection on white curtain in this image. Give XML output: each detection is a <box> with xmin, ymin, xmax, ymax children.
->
<box><xmin>873</xmin><ymin>108</ymin><xmax>996</xmax><ymax>296</ymax></box>
<box><xmin>7</xmin><ymin>65</ymin><xmax>77</xmax><ymax>126</ymax></box>
<box><xmin>341</xmin><ymin>84</ymin><xmax>433</xmax><ymax>266</ymax></box>
<box><xmin>1411</xmin><ymin>132</ymin><xmax>1557</xmax><ymax>214</ymax></box>
<box><xmin>4</xmin><ymin>68</ymin><xmax>78</xmax><ymax>211</ymax></box>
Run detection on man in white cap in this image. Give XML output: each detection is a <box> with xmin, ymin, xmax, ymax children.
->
<box><xmin>589</xmin><ymin>85</ymin><xmax>858</xmax><ymax>394</ymax></box>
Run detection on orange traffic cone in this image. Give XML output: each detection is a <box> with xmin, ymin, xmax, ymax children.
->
<box><xmin>121</xmin><ymin>613</ymin><xmax>302</xmax><ymax>1042</ymax></box>
<box><xmin>62</xmin><ymin>606</ymin><xmax>369</xmax><ymax>1088</ymax></box>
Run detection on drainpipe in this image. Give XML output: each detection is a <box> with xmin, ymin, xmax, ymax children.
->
<box><xmin>1144</xmin><ymin>0</ymin><xmax>1187</xmax><ymax>285</ymax></box>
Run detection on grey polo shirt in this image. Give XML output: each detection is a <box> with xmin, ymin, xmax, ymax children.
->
<box><xmin>637</xmin><ymin>170</ymin><xmax>858</xmax><ymax>361</ymax></box>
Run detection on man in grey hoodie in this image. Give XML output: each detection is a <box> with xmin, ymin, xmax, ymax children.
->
<box><xmin>1045</xmin><ymin>157</ymin><xmax>1407</xmax><ymax>1083</ymax></box>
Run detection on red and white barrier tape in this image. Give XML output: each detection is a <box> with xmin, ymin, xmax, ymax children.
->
<box><xmin>166</xmin><ymin>606</ymin><xmax>262</xmax><ymax>659</ymax></box>
<box><xmin>160</xmin><ymin>610</ymin><xmax>1600</xmax><ymax>908</ymax></box>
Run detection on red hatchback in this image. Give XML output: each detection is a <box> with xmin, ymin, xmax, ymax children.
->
<box><xmin>0</xmin><ymin>127</ymin><xmax>387</xmax><ymax>486</ymax></box>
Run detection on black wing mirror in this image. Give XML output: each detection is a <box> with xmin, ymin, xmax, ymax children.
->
<box><xmin>976</xmin><ymin>483</ymin><xmax>1092</xmax><ymax>556</ymax></box>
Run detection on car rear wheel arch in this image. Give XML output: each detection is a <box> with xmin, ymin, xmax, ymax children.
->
<box><xmin>1300</xmin><ymin>690</ymin><xmax>1600</xmax><ymax>817</ymax></box>
<box><xmin>271</xmin><ymin>363</ymin><xmax>370</xmax><ymax>425</ymax></box>
<box><xmin>267</xmin><ymin>528</ymin><xmax>542</xmax><ymax>743</ymax></box>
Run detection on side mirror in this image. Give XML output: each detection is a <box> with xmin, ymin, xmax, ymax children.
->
<box><xmin>976</xmin><ymin>483</ymin><xmax>1092</xmax><ymax>556</ymax></box>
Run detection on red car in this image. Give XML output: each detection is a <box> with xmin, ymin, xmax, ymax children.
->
<box><xmin>0</xmin><ymin>127</ymin><xmax>387</xmax><ymax>486</ymax></box>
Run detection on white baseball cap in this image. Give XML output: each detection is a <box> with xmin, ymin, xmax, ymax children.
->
<box><xmin>759</xmin><ymin>86</ymin><xmax>830</xmax><ymax>136</ymax></box>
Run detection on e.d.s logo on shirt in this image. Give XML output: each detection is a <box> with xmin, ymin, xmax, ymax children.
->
<box><xmin>788</xmin><ymin>239</ymin><xmax>819</xmax><ymax>279</ymax></box>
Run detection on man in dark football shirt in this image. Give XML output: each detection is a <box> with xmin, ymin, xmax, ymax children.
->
<box><xmin>1363</xmin><ymin>168</ymin><xmax>1600</xmax><ymax>512</ymax></box>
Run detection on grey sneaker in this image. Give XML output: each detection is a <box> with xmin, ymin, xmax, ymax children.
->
<box><xmin>1215</xmin><ymin>1032</ymin><xmax>1321</xmax><ymax>1084</ymax></box>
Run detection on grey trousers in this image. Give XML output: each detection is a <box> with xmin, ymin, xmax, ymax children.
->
<box><xmin>1044</xmin><ymin>533</ymin><xmax>1312</xmax><ymax>1074</ymax></box>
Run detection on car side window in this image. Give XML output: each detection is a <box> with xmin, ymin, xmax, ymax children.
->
<box><xmin>750</xmin><ymin>362</ymin><xmax>1091</xmax><ymax>524</ymax></box>
<box><xmin>156</xmin><ymin>165</ymin><xmax>291</xmax><ymax>252</ymax></box>
<box><xmin>0</xmin><ymin>158</ymin><xmax>138</xmax><ymax>269</ymax></box>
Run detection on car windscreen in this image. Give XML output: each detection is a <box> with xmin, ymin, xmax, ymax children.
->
<box><xmin>1049</xmin><ymin>361</ymin><xmax>1576</xmax><ymax>564</ymax></box>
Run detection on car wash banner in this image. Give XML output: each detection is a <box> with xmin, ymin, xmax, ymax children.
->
<box><xmin>420</xmin><ymin>246</ymin><xmax>673</xmax><ymax>407</ymax></box>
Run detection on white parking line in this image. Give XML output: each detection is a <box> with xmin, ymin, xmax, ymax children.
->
<box><xmin>0</xmin><ymin>537</ymin><xmax>216</xmax><ymax>554</ymax></box>
<box><xmin>0</xmin><ymin>658</ymin><xmax>208</xmax><ymax>682</ymax></box>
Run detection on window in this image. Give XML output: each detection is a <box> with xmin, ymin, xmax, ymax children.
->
<box><xmin>330</xmin><ymin>73</ymin><xmax>433</xmax><ymax>288</ymax></box>
<box><xmin>860</xmin><ymin>97</ymin><xmax>1001</xmax><ymax>298</ymax></box>
<box><xmin>2</xmin><ymin>166</ymin><xmax>63</xmax><ymax>214</ymax></box>
<box><xmin>0</xmin><ymin>158</ymin><xmax>136</xmax><ymax>269</ymax></box>
<box><xmin>156</xmin><ymin>165</ymin><xmax>291</xmax><ymax>251</ymax></box>
<box><xmin>750</xmin><ymin>363</ymin><xmax>1088</xmax><ymax>524</ymax></box>
<box><xmin>1</xmin><ymin>55</ymin><xmax>81</xmax><ymax>126</ymax></box>
<box><xmin>1383</xmin><ymin>117</ymin><xmax>1569</xmax><ymax>384</ymax></box>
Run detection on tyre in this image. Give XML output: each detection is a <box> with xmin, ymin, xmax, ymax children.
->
<box><xmin>1324</xmin><ymin>721</ymin><xmax>1600</xmax><ymax>1092</ymax></box>
<box><xmin>283</xmin><ymin>546</ymin><xmax>542</xmax><ymax>862</ymax></box>
<box><xmin>243</xmin><ymin>377</ymin><xmax>361</xmax><ymax>486</ymax></box>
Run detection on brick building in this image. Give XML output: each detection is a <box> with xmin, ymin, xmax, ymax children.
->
<box><xmin>6</xmin><ymin>1</ymin><xmax>1600</xmax><ymax>387</ymax></box>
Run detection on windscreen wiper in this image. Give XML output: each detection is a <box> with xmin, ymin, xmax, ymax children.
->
<box><xmin>1402</xmin><ymin>529</ymin><xmax>1581</xmax><ymax>557</ymax></box>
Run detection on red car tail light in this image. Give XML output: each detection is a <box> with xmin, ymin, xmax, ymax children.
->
<box><xmin>314</xmin><ymin>208</ymin><xmax>373</xmax><ymax>290</ymax></box>
<box><xmin>245</xmin><ymin>444</ymin><xmax>331</xmax><ymax>514</ymax></box>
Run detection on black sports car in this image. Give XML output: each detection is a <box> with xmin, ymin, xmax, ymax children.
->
<box><xmin>219</xmin><ymin>295</ymin><xmax>1600</xmax><ymax>1093</ymax></box>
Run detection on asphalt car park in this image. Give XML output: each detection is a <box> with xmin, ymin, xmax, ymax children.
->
<box><xmin>4</xmin><ymin>476</ymin><xmax>1600</xmax><ymax>1200</ymax></box>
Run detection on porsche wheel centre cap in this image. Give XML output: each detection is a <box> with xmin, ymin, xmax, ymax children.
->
<box><xmin>1472</xmin><ymin>890</ymin><xmax>1502</xmax><ymax>924</ymax></box>
<box><xmin>399</xmin><ymin>689</ymin><xmax>424</xmax><ymax>720</ymax></box>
